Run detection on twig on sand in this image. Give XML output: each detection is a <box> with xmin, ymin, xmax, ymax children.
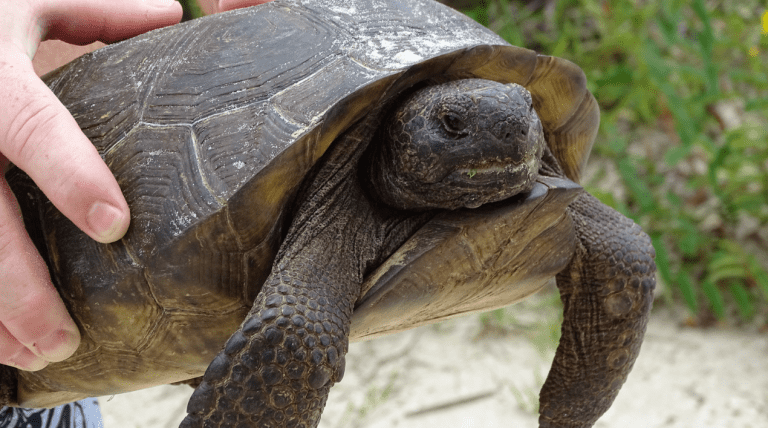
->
<box><xmin>404</xmin><ymin>389</ymin><xmax>497</xmax><ymax>417</ymax></box>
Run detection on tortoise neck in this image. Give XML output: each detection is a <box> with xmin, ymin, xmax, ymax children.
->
<box><xmin>276</xmin><ymin>114</ymin><xmax>434</xmax><ymax>287</ymax></box>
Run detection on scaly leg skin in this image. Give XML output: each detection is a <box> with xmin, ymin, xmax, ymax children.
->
<box><xmin>180</xmin><ymin>264</ymin><xmax>355</xmax><ymax>428</ymax></box>
<box><xmin>539</xmin><ymin>193</ymin><xmax>656</xmax><ymax>428</ymax></box>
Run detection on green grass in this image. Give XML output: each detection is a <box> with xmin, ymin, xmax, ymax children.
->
<box><xmin>477</xmin><ymin>287</ymin><xmax>562</xmax><ymax>354</ymax></box>
<box><xmin>177</xmin><ymin>0</ymin><xmax>205</xmax><ymax>20</ymax></box>
<box><xmin>336</xmin><ymin>371</ymin><xmax>399</xmax><ymax>428</ymax></box>
<box><xmin>455</xmin><ymin>0</ymin><xmax>768</xmax><ymax>325</ymax></box>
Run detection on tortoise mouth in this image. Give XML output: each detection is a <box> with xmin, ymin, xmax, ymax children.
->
<box><xmin>430</xmin><ymin>161</ymin><xmax>538</xmax><ymax>209</ymax></box>
<box><xmin>448</xmin><ymin>151</ymin><xmax>540</xmax><ymax>185</ymax></box>
<box><xmin>453</xmin><ymin>162</ymin><xmax>522</xmax><ymax>184</ymax></box>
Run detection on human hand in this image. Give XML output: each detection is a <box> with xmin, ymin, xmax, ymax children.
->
<box><xmin>197</xmin><ymin>0</ymin><xmax>274</xmax><ymax>15</ymax></box>
<box><xmin>32</xmin><ymin>1</ymin><xmax>277</xmax><ymax>76</ymax></box>
<box><xmin>0</xmin><ymin>0</ymin><xmax>182</xmax><ymax>372</ymax></box>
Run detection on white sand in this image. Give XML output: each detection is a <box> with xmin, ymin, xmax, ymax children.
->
<box><xmin>99</xmin><ymin>302</ymin><xmax>768</xmax><ymax>427</ymax></box>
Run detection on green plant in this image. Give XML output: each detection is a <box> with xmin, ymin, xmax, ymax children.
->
<box><xmin>477</xmin><ymin>289</ymin><xmax>562</xmax><ymax>355</ymax></box>
<box><xmin>455</xmin><ymin>0</ymin><xmax>768</xmax><ymax>324</ymax></box>
<box><xmin>509</xmin><ymin>370</ymin><xmax>544</xmax><ymax>414</ymax></box>
<box><xmin>336</xmin><ymin>371</ymin><xmax>399</xmax><ymax>427</ymax></box>
<box><xmin>177</xmin><ymin>0</ymin><xmax>205</xmax><ymax>20</ymax></box>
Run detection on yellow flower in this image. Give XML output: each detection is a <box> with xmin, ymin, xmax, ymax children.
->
<box><xmin>749</xmin><ymin>46</ymin><xmax>759</xmax><ymax>57</ymax></box>
<box><xmin>763</xmin><ymin>10</ymin><xmax>768</xmax><ymax>35</ymax></box>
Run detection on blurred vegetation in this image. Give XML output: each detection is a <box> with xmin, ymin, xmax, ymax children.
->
<box><xmin>451</xmin><ymin>0</ymin><xmax>768</xmax><ymax>326</ymax></box>
<box><xmin>178</xmin><ymin>0</ymin><xmax>768</xmax><ymax>326</ymax></box>
<box><xmin>178</xmin><ymin>0</ymin><xmax>205</xmax><ymax>20</ymax></box>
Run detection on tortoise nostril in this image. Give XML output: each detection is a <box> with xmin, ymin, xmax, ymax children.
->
<box><xmin>501</xmin><ymin>126</ymin><xmax>526</xmax><ymax>141</ymax></box>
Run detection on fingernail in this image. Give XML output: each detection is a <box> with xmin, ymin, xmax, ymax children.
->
<box><xmin>87</xmin><ymin>202</ymin><xmax>128</xmax><ymax>243</ymax></box>
<box><xmin>10</xmin><ymin>349</ymin><xmax>49</xmax><ymax>372</ymax></box>
<box><xmin>33</xmin><ymin>329</ymin><xmax>80</xmax><ymax>362</ymax></box>
<box><xmin>146</xmin><ymin>0</ymin><xmax>176</xmax><ymax>5</ymax></box>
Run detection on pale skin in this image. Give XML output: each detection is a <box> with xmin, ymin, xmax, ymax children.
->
<box><xmin>0</xmin><ymin>0</ymin><xmax>270</xmax><ymax>375</ymax></box>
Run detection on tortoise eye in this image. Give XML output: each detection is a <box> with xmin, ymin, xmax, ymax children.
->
<box><xmin>442</xmin><ymin>113</ymin><xmax>465</xmax><ymax>134</ymax></box>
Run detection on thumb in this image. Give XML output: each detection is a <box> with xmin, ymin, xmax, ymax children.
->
<box><xmin>42</xmin><ymin>0</ymin><xmax>182</xmax><ymax>45</ymax></box>
<box><xmin>0</xmin><ymin>48</ymin><xmax>130</xmax><ymax>243</ymax></box>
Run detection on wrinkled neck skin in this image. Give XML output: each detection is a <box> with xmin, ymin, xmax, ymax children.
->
<box><xmin>279</xmin><ymin>110</ymin><xmax>434</xmax><ymax>284</ymax></box>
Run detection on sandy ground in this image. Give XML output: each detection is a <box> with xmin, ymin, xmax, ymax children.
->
<box><xmin>98</xmin><ymin>295</ymin><xmax>768</xmax><ymax>428</ymax></box>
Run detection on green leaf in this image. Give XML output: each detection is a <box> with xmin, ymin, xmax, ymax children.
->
<box><xmin>461</xmin><ymin>3</ymin><xmax>490</xmax><ymax>27</ymax></box>
<box><xmin>707</xmin><ymin>250</ymin><xmax>742</xmax><ymax>273</ymax></box>
<box><xmin>677</xmin><ymin>219</ymin><xmax>701</xmax><ymax>257</ymax></box>
<box><xmin>178</xmin><ymin>0</ymin><xmax>204</xmax><ymax>20</ymax></box>
<box><xmin>596</xmin><ymin>65</ymin><xmax>634</xmax><ymax>86</ymax></box>
<box><xmin>701</xmin><ymin>279</ymin><xmax>726</xmax><ymax>319</ymax></box>
<box><xmin>708</xmin><ymin>144</ymin><xmax>730</xmax><ymax>200</ymax></box>
<box><xmin>588</xmin><ymin>188</ymin><xmax>619</xmax><ymax>211</ymax></box>
<box><xmin>651</xmin><ymin>234</ymin><xmax>672</xmax><ymax>285</ymax></box>
<box><xmin>708</xmin><ymin>267</ymin><xmax>747</xmax><ymax>285</ymax></box>
<box><xmin>728</xmin><ymin>282</ymin><xmax>755</xmax><ymax>320</ymax></box>
<box><xmin>676</xmin><ymin>272</ymin><xmax>698</xmax><ymax>314</ymax></box>
<box><xmin>664</xmin><ymin>145</ymin><xmax>692</xmax><ymax>166</ymax></box>
<box><xmin>600</xmin><ymin>122</ymin><xmax>629</xmax><ymax>156</ymax></box>
<box><xmin>617</xmin><ymin>158</ymin><xmax>655</xmax><ymax>213</ymax></box>
<box><xmin>747</xmin><ymin>257</ymin><xmax>768</xmax><ymax>301</ymax></box>
<box><xmin>745</xmin><ymin>97</ymin><xmax>768</xmax><ymax>112</ymax></box>
<box><xmin>550</xmin><ymin>31</ymin><xmax>570</xmax><ymax>59</ymax></box>
<box><xmin>655</xmin><ymin>8</ymin><xmax>679</xmax><ymax>46</ymax></box>
<box><xmin>665</xmin><ymin>190</ymin><xmax>683</xmax><ymax>207</ymax></box>
<box><xmin>691</xmin><ymin>0</ymin><xmax>719</xmax><ymax>96</ymax></box>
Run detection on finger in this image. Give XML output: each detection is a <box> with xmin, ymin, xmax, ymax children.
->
<box><xmin>0</xmin><ymin>50</ymin><xmax>130</xmax><ymax>243</ymax></box>
<box><xmin>202</xmin><ymin>0</ymin><xmax>273</xmax><ymax>14</ymax></box>
<box><xmin>0</xmin><ymin>323</ymin><xmax>48</xmax><ymax>371</ymax></box>
<box><xmin>0</xmin><ymin>176</ymin><xmax>80</xmax><ymax>365</ymax></box>
<box><xmin>40</xmin><ymin>0</ymin><xmax>182</xmax><ymax>45</ymax></box>
<box><xmin>32</xmin><ymin>40</ymin><xmax>105</xmax><ymax>77</ymax></box>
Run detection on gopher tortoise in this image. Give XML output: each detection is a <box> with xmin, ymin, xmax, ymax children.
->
<box><xmin>1</xmin><ymin>0</ymin><xmax>656</xmax><ymax>427</ymax></box>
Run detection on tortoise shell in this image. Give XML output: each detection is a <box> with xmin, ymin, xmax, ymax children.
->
<box><xmin>8</xmin><ymin>0</ymin><xmax>598</xmax><ymax>407</ymax></box>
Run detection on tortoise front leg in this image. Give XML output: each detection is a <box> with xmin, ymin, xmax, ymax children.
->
<box><xmin>539</xmin><ymin>193</ymin><xmax>656</xmax><ymax>428</ymax></box>
<box><xmin>179</xmin><ymin>110</ymin><xmax>429</xmax><ymax>428</ymax></box>
<box><xmin>180</xmin><ymin>266</ymin><xmax>355</xmax><ymax>428</ymax></box>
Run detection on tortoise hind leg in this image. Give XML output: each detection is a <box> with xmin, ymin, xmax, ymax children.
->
<box><xmin>539</xmin><ymin>193</ymin><xmax>656</xmax><ymax>428</ymax></box>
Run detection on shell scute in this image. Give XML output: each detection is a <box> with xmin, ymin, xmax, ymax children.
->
<box><xmin>107</xmin><ymin>125</ymin><xmax>223</xmax><ymax>257</ymax></box>
<box><xmin>142</xmin><ymin>9</ymin><xmax>342</xmax><ymax>124</ymax></box>
<box><xmin>526</xmin><ymin>54</ymin><xmax>597</xmax><ymax>182</ymax></box>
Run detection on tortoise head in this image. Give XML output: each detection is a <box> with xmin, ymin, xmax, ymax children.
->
<box><xmin>366</xmin><ymin>78</ymin><xmax>544</xmax><ymax>210</ymax></box>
